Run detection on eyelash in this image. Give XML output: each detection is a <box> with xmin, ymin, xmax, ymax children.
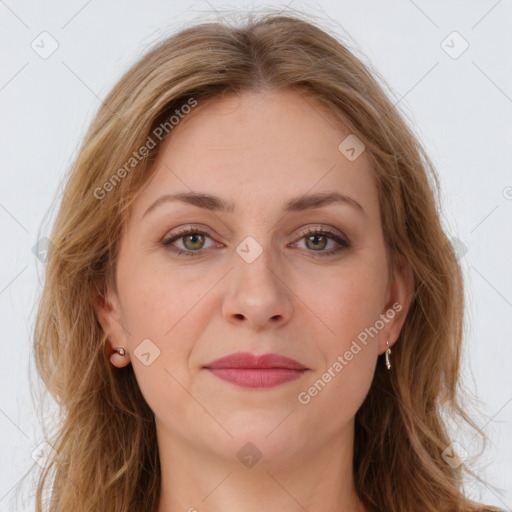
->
<box><xmin>160</xmin><ymin>226</ymin><xmax>351</xmax><ymax>258</ymax></box>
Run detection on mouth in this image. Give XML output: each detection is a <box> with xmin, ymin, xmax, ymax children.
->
<box><xmin>203</xmin><ymin>352</ymin><xmax>309</xmax><ymax>388</ymax></box>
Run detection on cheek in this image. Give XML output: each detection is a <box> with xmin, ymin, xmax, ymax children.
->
<box><xmin>119</xmin><ymin>255</ymin><xmax>204</xmax><ymax>335</ymax></box>
<box><xmin>294</xmin><ymin>255</ymin><xmax>387</xmax><ymax>413</ymax></box>
<box><xmin>118</xmin><ymin>257</ymin><xmax>215</xmax><ymax>374</ymax></box>
<box><xmin>302</xmin><ymin>256</ymin><xmax>388</xmax><ymax>347</ymax></box>
<box><xmin>118</xmin><ymin>266</ymin><xmax>196</xmax><ymax>423</ymax></box>
<box><xmin>305</xmin><ymin>258</ymin><xmax>387</xmax><ymax>414</ymax></box>
<box><xmin>297</xmin><ymin>271</ymin><xmax>381</xmax><ymax>431</ymax></box>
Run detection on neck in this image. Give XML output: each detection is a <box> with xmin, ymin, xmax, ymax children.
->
<box><xmin>155</xmin><ymin>419</ymin><xmax>366</xmax><ymax>512</ymax></box>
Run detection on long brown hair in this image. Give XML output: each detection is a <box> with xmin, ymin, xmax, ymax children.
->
<box><xmin>31</xmin><ymin>9</ymin><xmax>499</xmax><ymax>512</ymax></box>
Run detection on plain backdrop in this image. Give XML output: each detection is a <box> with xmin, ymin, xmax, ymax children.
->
<box><xmin>0</xmin><ymin>1</ymin><xmax>511</xmax><ymax>510</ymax></box>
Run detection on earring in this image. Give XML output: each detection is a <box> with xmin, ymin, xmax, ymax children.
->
<box><xmin>113</xmin><ymin>347</ymin><xmax>126</xmax><ymax>356</ymax></box>
<box><xmin>385</xmin><ymin>340</ymin><xmax>391</xmax><ymax>370</ymax></box>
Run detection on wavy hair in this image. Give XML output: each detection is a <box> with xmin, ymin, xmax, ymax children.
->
<box><xmin>31</xmin><ymin>9</ymin><xmax>499</xmax><ymax>512</ymax></box>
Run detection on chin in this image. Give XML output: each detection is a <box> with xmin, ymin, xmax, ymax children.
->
<box><xmin>199</xmin><ymin>412</ymin><xmax>307</xmax><ymax>466</ymax></box>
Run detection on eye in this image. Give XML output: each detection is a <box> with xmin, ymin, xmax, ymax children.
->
<box><xmin>161</xmin><ymin>227</ymin><xmax>216</xmax><ymax>257</ymax></box>
<box><xmin>292</xmin><ymin>227</ymin><xmax>351</xmax><ymax>257</ymax></box>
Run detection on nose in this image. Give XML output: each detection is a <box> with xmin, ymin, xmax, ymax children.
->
<box><xmin>221</xmin><ymin>243</ymin><xmax>293</xmax><ymax>331</ymax></box>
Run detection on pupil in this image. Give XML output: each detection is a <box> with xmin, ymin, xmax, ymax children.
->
<box><xmin>308</xmin><ymin>235</ymin><xmax>326</xmax><ymax>250</ymax></box>
<box><xmin>185</xmin><ymin>234</ymin><xmax>202</xmax><ymax>249</ymax></box>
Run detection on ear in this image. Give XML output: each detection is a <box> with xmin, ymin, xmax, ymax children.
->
<box><xmin>378</xmin><ymin>254</ymin><xmax>415</xmax><ymax>355</ymax></box>
<box><xmin>91</xmin><ymin>277</ymin><xmax>130</xmax><ymax>367</ymax></box>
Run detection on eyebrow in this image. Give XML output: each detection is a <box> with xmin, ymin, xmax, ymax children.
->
<box><xmin>142</xmin><ymin>191</ymin><xmax>366</xmax><ymax>218</ymax></box>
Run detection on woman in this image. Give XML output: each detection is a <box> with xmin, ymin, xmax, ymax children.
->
<box><xmin>32</xmin><ymin>9</ymin><xmax>501</xmax><ymax>512</ymax></box>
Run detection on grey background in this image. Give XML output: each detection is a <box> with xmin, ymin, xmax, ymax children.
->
<box><xmin>0</xmin><ymin>0</ymin><xmax>511</xmax><ymax>510</ymax></box>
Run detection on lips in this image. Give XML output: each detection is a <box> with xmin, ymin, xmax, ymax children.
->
<box><xmin>204</xmin><ymin>352</ymin><xmax>307</xmax><ymax>370</ymax></box>
<box><xmin>204</xmin><ymin>352</ymin><xmax>308</xmax><ymax>388</ymax></box>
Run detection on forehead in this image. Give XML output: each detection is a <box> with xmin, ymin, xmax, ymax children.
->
<box><xmin>131</xmin><ymin>89</ymin><xmax>378</xmax><ymax>221</ymax></box>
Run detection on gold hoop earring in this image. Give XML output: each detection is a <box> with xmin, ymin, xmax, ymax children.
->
<box><xmin>385</xmin><ymin>340</ymin><xmax>392</xmax><ymax>370</ymax></box>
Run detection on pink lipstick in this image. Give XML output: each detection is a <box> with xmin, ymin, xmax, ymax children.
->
<box><xmin>204</xmin><ymin>352</ymin><xmax>308</xmax><ymax>388</ymax></box>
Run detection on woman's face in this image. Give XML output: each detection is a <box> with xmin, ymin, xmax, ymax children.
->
<box><xmin>96</xmin><ymin>89</ymin><xmax>412</xmax><ymax>466</ymax></box>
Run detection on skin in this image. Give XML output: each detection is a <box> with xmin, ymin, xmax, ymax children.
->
<box><xmin>94</xmin><ymin>89</ymin><xmax>414</xmax><ymax>512</ymax></box>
